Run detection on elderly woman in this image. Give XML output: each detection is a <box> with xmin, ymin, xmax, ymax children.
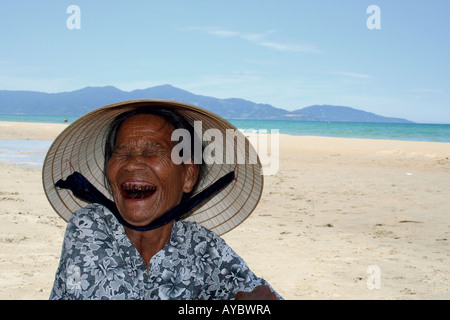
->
<box><xmin>44</xmin><ymin>100</ymin><xmax>281</xmax><ymax>300</ymax></box>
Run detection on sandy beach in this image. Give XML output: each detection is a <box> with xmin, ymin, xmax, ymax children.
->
<box><xmin>0</xmin><ymin>121</ymin><xmax>449</xmax><ymax>300</ymax></box>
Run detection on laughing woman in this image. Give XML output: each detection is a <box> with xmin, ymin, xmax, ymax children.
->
<box><xmin>44</xmin><ymin>100</ymin><xmax>281</xmax><ymax>300</ymax></box>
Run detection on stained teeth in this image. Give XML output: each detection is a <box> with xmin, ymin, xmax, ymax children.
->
<box><xmin>121</xmin><ymin>183</ymin><xmax>156</xmax><ymax>198</ymax></box>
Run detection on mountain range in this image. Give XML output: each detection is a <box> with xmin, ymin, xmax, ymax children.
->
<box><xmin>0</xmin><ymin>84</ymin><xmax>413</xmax><ymax>123</ymax></box>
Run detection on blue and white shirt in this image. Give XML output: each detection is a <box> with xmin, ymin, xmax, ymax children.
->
<box><xmin>50</xmin><ymin>204</ymin><xmax>281</xmax><ymax>300</ymax></box>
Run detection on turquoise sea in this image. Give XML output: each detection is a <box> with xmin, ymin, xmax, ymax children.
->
<box><xmin>1</xmin><ymin>114</ymin><xmax>450</xmax><ymax>143</ymax></box>
<box><xmin>229</xmin><ymin>119</ymin><xmax>450</xmax><ymax>143</ymax></box>
<box><xmin>1</xmin><ymin>114</ymin><xmax>449</xmax><ymax>168</ymax></box>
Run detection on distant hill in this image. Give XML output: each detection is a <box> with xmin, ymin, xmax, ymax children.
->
<box><xmin>282</xmin><ymin>105</ymin><xmax>413</xmax><ymax>123</ymax></box>
<box><xmin>0</xmin><ymin>85</ymin><xmax>413</xmax><ymax>123</ymax></box>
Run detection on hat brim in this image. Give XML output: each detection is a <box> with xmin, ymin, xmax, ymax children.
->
<box><xmin>42</xmin><ymin>99</ymin><xmax>263</xmax><ymax>235</ymax></box>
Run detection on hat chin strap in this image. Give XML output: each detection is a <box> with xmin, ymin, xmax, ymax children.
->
<box><xmin>55</xmin><ymin>171</ymin><xmax>235</xmax><ymax>232</ymax></box>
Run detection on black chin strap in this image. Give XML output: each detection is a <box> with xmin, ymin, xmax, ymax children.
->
<box><xmin>55</xmin><ymin>171</ymin><xmax>235</xmax><ymax>231</ymax></box>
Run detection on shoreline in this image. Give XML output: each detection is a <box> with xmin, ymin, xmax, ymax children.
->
<box><xmin>1</xmin><ymin>120</ymin><xmax>449</xmax><ymax>144</ymax></box>
<box><xmin>1</xmin><ymin>121</ymin><xmax>450</xmax><ymax>299</ymax></box>
<box><xmin>0</xmin><ymin>121</ymin><xmax>69</xmax><ymax>141</ymax></box>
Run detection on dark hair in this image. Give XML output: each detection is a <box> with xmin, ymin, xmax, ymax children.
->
<box><xmin>104</xmin><ymin>107</ymin><xmax>202</xmax><ymax>195</ymax></box>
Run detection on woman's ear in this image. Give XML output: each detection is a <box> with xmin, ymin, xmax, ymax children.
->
<box><xmin>182</xmin><ymin>162</ymin><xmax>200</xmax><ymax>193</ymax></box>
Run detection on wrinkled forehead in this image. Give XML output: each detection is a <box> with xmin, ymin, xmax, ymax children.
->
<box><xmin>115</xmin><ymin>114</ymin><xmax>176</xmax><ymax>145</ymax></box>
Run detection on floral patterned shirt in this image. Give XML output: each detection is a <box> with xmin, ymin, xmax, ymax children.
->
<box><xmin>49</xmin><ymin>204</ymin><xmax>281</xmax><ymax>300</ymax></box>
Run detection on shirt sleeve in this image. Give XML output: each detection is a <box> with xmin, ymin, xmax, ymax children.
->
<box><xmin>198</xmin><ymin>233</ymin><xmax>283</xmax><ymax>300</ymax></box>
<box><xmin>49</xmin><ymin>206</ymin><xmax>99</xmax><ymax>300</ymax></box>
<box><xmin>49</xmin><ymin>216</ymin><xmax>76</xmax><ymax>299</ymax></box>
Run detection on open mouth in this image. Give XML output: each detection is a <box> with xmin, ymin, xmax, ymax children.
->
<box><xmin>120</xmin><ymin>182</ymin><xmax>157</xmax><ymax>200</ymax></box>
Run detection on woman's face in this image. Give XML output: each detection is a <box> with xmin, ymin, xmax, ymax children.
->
<box><xmin>106</xmin><ymin>114</ymin><xmax>198</xmax><ymax>227</ymax></box>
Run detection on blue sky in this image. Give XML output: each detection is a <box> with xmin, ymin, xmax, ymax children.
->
<box><xmin>1</xmin><ymin>1</ymin><xmax>449</xmax><ymax>123</ymax></box>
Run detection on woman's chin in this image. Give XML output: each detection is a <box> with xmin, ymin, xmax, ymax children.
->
<box><xmin>117</xmin><ymin>200</ymin><xmax>159</xmax><ymax>226</ymax></box>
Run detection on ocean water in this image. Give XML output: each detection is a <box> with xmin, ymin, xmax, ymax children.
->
<box><xmin>0</xmin><ymin>114</ymin><xmax>449</xmax><ymax>168</ymax></box>
<box><xmin>0</xmin><ymin>139</ymin><xmax>52</xmax><ymax>168</ymax></box>
<box><xmin>228</xmin><ymin>119</ymin><xmax>450</xmax><ymax>143</ymax></box>
<box><xmin>0</xmin><ymin>114</ymin><xmax>69</xmax><ymax>168</ymax></box>
<box><xmin>1</xmin><ymin>114</ymin><xmax>449</xmax><ymax>143</ymax></box>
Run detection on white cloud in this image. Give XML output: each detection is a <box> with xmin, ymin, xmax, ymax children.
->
<box><xmin>330</xmin><ymin>71</ymin><xmax>373</xmax><ymax>79</ymax></box>
<box><xmin>207</xmin><ymin>29</ymin><xmax>240</xmax><ymax>38</ymax></box>
<box><xmin>409</xmin><ymin>88</ymin><xmax>444</xmax><ymax>94</ymax></box>
<box><xmin>258</xmin><ymin>41</ymin><xmax>320</xmax><ymax>53</ymax></box>
<box><xmin>185</xmin><ymin>26</ymin><xmax>321</xmax><ymax>53</ymax></box>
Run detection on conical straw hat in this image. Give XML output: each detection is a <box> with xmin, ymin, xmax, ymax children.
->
<box><xmin>42</xmin><ymin>99</ymin><xmax>263</xmax><ymax>235</ymax></box>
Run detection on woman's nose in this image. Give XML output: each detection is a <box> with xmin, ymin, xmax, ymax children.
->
<box><xmin>123</xmin><ymin>153</ymin><xmax>147</xmax><ymax>170</ymax></box>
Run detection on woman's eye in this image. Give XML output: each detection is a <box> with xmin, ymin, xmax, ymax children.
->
<box><xmin>112</xmin><ymin>150</ymin><xmax>130</xmax><ymax>158</ymax></box>
<box><xmin>142</xmin><ymin>149</ymin><xmax>157</xmax><ymax>157</ymax></box>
